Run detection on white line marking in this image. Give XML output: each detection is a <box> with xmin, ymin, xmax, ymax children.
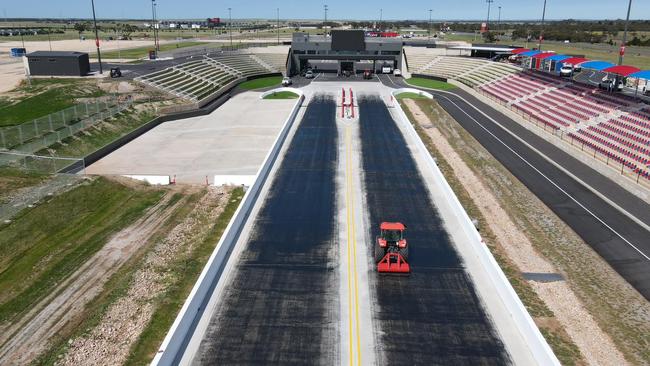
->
<box><xmin>433</xmin><ymin>92</ymin><xmax>650</xmax><ymax>261</ymax></box>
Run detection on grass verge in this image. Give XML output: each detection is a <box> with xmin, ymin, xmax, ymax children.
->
<box><xmin>406</xmin><ymin>97</ymin><xmax>650</xmax><ymax>364</ymax></box>
<box><xmin>400</xmin><ymin>99</ymin><xmax>586</xmax><ymax>365</ymax></box>
<box><xmin>36</xmin><ymin>104</ymin><xmax>157</xmax><ymax>160</ymax></box>
<box><xmin>238</xmin><ymin>76</ymin><xmax>283</xmax><ymax>90</ymax></box>
<box><xmin>125</xmin><ymin>187</ymin><xmax>245</xmax><ymax>365</ymax></box>
<box><xmin>0</xmin><ymin>79</ymin><xmax>105</xmax><ymax>127</ymax></box>
<box><xmin>405</xmin><ymin>77</ymin><xmax>456</xmax><ymax>91</ymax></box>
<box><xmin>98</xmin><ymin>41</ymin><xmax>209</xmax><ymax>59</ymax></box>
<box><xmin>263</xmin><ymin>91</ymin><xmax>299</xmax><ymax>99</ymax></box>
<box><xmin>0</xmin><ymin>177</ymin><xmax>163</xmax><ymax>324</ymax></box>
<box><xmin>0</xmin><ymin>167</ymin><xmax>47</xmax><ymax>204</ymax></box>
<box><xmin>395</xmin><ymin>92</ymin><xmax>429</xmax><ymax>100</ymax></box>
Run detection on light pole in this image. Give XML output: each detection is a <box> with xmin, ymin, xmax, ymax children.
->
<box><xmin>498</xmin><ymin>6</ymin><xmax>501</xmax><ymax>31</ymax></box>
<box><xmin>428</xmin><ymin>9</ymin><xmax>432</xmax><ymax>40</ymax></box>
<box><xmin>277</xmin><ymin>8</ymin><xmax>280</xmax><ymax>45</ymax></box>
<box><xmin>153</xmin><ymin>2</ymin><xmax>159</xmax><ymax>51</ymax></box>
<box><xmin>539</xmin><ymin>0</ymin><xmax>547</xmax><ymax>51</ymax></box>
<box><xmin>150</xmin><ymin>0</ymin><xmax>157</xmax><ymax>55</ymax></box>
<box><xmin>619</xmin><ymin>0</ymin><xmax>633</xmax><ymax>65</ymax></box>
<box><xmin>228</xmin><ymin>7</ymin><xmax>232</xmax><ymax>50</ymax></box>
<box><xmin>486</xmin><ymin>0</ymin><xmax>494</xmax><ymax>32</ymax></box>
<box><xmin>324</xmin><ymin>4</ymin><xmax>328</xmax><ymax>25</ymax></box>
<box><xmin>379</xmin><ymin>8</ymin><xmax>382</xmax><ymax>30</ymax></box>
<box><xmin>90</xmin><ymin>0</ymin><xmax>102</xmax><ymax>74</ymax></box>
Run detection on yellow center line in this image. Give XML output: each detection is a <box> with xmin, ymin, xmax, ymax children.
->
<box><xmin>345</xmin><ymin>127</ymin><xmax>354</xmax><ymax>366</ymax></box>
<box><xmin>345</xmin><ymin>125</ymin><xmax>362</xmax><ymax>366</ymax></box>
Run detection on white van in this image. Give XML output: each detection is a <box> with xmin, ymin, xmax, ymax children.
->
<box><xmin>382</xmin><ymin>66</ymin><xmax>392</xmax><ymax>74</ymax></box>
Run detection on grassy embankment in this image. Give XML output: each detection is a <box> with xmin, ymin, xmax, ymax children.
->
<box><xmin>238</xmin><ymin>76</ymin><xmax>283</xmax><ymax>90</ymax></box>
<box><xmin>0</xmin><ymin>168</ymin><xmax>47</xmax><ymax>204</ymax></box>
<box><xmin>98</xmin><ymin>41</ymin><xmax>210</xmax><ymax>59</ymax></box>
<box><xmin>35</xmin><ymin>187</ymin><xmax>245</xmax><ymax>365</ymax></box>
<box><xmin>402</xmin><ymin>97</ymin><xmax>650</xmax><ymax>365</ymax></box>
<box><xmin>263</xmin><ymin>91</ymin><xmax>299</xmax><ymax>99</ymax></box>
<box><xmin>0</xmin><ymin>177</ymin><xmax>163</xmax><ymax>324</ymax></box>
<box><xmin>0</xmin><ymin>79</ymin><xmax>105</xmax><ymax>127</ymax></box>
<box><xmin>404</xmin><ymin>77</ymin><xmax>456</xmax><ymax>91</ymax></box>
<box><xmin>399</xmin><ymin>98</ymin><xmax>582</xmax><ymax>365</ymax></box>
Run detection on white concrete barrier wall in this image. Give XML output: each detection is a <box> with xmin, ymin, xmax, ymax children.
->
<box><xmin>390</xmin><ymin>88</ymin><xmax>560</xmax><ymax>366</ymax></box>
<box><xmin>121</xmin><ymin>175</ymin><xmax>171</xmax><ymax>185</ymax></box>
<box><xmin>152</xmin><ymin>89</ymin><xmax>305</xmax><ymax>366</ymax></box>
<box><xmin>213</xmin><ymin>175</ymin><xmax>256</xmax><ymax>187</ymax></box>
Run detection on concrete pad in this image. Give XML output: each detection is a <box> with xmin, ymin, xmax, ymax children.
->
<box><xmin>86</xmin><ymin>92</ymin><xmax>296</xmax><ymax>184</ymax></box>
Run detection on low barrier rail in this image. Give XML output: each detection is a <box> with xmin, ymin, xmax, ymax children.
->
<box><xmin>391</xmin><ymin>88</ymin><xmax>559</xmax><ymax>365</ymax></box>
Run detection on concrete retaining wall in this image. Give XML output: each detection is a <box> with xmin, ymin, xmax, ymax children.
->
<box><xmin>151</xmin><ymin>88</ymin><xmax>305</xmax><ymax>366</ymax></box>
<box><xmin>390</xmin><ymin>88</ymin><xmax>560</xmax><ymax>366</ymax></box>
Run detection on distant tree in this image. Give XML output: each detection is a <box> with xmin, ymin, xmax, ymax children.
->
<box><xmin>73</xmin><ymin>22</ymin><xmax>90</xmax><ymax>39</ymax></box>
<box><xmin>116</xmin><ymin>23</ymin><xmax>138</xmax><ymax>39</ymax></box>
<box><xmin>483</xmin><ymin>31</ymin><xmax>497</xmax><ymax>43</ymax></box>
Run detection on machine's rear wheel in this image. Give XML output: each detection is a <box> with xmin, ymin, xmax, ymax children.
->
<box><xmin>399</xmin><ymin>246</ymin><xmax>409</xmax><ymax>261</ymax></box>
<box><xmin>374</xmin><ymin>244</ymin><xmax>385</xmax><ymax>263</ymax></box>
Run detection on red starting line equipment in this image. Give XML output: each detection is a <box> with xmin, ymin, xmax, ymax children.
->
<box><xmin>341</xmin><ymin>88</ymin><xmax>346</xmax><ymax>118</ymax></box>
<box><xmin>349</xmin><ymin>88</ymin><xmax>355</xmax><ymax>118</ymax></box>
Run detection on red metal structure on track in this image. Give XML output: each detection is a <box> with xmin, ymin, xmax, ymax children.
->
<box><xmin>375</xmin><ymin>222</ymin><xmax>410</xmax><ymax>274</ymax></box>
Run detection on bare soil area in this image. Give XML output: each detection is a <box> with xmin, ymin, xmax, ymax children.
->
<box><xmin>403</xmin><ymin>98</ymin><xmax>650</xmax><ymax>365</ymax></box>
<box><xmin>0</xmin><ymin>184</ymin><xmax>181</xmax><ymax>365</ymax></box>
<box><xmin>57</xmin><ymin>186</ymin><xmax>230</xmax><ymax>365</ymax></box>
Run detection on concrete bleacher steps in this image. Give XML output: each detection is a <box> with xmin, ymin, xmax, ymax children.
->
<box><xmin>135</xmin><ymin>53</ymin><xmax>279</xmax><ymax>102</ymax></box>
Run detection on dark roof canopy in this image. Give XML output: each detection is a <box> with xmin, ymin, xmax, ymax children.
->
<box><xmin>27</xmin><ymin>51</ymin><xmax>88</xmax><ymax>58</ymax></box>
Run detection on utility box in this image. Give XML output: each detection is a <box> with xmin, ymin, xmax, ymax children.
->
<box><xmin>26</xmin><ymin>51</ymin><xmax>90</xmax><ymax>76</ymax></box>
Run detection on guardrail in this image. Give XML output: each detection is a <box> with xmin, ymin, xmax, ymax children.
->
<box><xmin>152</xmin><ymin>87</ymin><xmax>305</xmax><ymax>365</ymax></box>
<box><xmin>390</xmin><ymin>88</ymin><xmax>560</xmax><ymax>366</ymax></box>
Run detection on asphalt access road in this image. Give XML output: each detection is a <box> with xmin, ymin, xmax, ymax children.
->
<box><xmin>192</xmin><ymin>96</ymin><xmax>339</xmax><ymax>364</ymax></box>
<box><xmin>359</xmin><ymin>97</ymin><xmax>510</xmax><ymax>365</ymax></box>
<box><xmin>431</xmin><ymin>89</ymin><xmax>650</xmax><ymax>299</ymax></box>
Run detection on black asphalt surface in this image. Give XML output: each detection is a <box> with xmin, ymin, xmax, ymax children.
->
<box><xmin>193</xmin><ymin>96</ymin><xmax>339</xmax><ymax>364</ymax></box>
<box><xmin>378</xmin><ymin>74</ymin><xmax>650</xmax><ymax>299</ymax></box>
<box><xmin>359</xmin><ymin>97</ymin><xmax>510</xmax><ymax>365</ymax></box>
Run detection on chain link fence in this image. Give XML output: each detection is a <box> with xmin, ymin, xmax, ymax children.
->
<box><xmin>0</xmin><ymin>98</ymin><xmax>132</xmax><ymax>153</ymax></box>
<box><xmin>0</xmin><ymin>151</ymin><xmax>85</xmax><ymax>174</ymax></box>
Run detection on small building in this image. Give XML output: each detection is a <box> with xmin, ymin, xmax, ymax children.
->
<box><xmin>26</xmin><ymin>51</ymin><xmax>90</xmax><ymax>76</ymax></box>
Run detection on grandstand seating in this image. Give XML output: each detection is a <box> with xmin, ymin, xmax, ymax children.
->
<box><xmin>135</xmin><ymin>53</ymin><xmax>285</xmax><ymax>102</ymax></box>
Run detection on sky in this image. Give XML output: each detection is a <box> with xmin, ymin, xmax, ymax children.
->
<box><xmin>1</xmin><ymin>0</ymin><xmax>647</xmax><ymax>21</ymax></box>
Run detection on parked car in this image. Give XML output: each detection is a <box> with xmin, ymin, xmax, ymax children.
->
<box><xmin>281</xmin><ymin>77</ymin><xmax>292</xmax><ymax>86</ymax></box>
<box><xmin>381</xmin><ymin>66</ymin><xmax>392</xmax><ymax>74</ymax></box>
<box><xmin>305</xmin><ymin>70</ymin><xmax>314</xmax><ymax>79</ymax></box>
<box><xmin>559</xmin><ymin>65</ymin><xmax>573</xmax><ymax>77</ymax></box>
<box><xmin>598</xmin><ymin>79</ymin><xmax>622</xmax><ymax>91</ymax></box>
<box><xmin>393</xmin><ymin>69</ymin><xmax>402</xmax><ymax>77</ymax></box>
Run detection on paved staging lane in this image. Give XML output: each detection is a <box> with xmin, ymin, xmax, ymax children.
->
<box><xmin>191</xmin><ymin>96</ymin><xmax>339</xmax><ymax>364</ymax></box>
<box><xmin>431</xmin><ymin>90</ymin><xmax>650</xmax><ymax>299</ymax></box>
<box><xmin>359</xmin><ymin>97</ymin><xmax>510</xmax><ymax>365</ymax></box>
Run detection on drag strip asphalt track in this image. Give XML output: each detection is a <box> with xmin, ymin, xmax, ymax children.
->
<box><xmin>427</xmin><ymin>88</ymin><xmax>650</xmax><ymax>299</ymax></box>
<box><xmin>359</xmin><ymin>97</ymin><xmax>510</xmax><ymax>365</ymax></box>
<box><xmin>192</xmin><ymin>96</ymin><xmax>339</xmax><ymax>364</ymax></box>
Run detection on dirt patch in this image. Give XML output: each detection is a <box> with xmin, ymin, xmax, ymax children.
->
<box><xmin>403</xmin><ymin>98</ymin><xmax>634</xmax><ymax>365</ymax></box>
<box><xmin>0</xmin><ymin>184</ymin><xmax>180</xmax><ymax>365</ymax></box>
<box><xmin>57</xmin><ymin>186</ymin><xmax>230</xmax><ymax>365</ymax></box>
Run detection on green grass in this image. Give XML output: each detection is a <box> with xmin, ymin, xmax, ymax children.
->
<box><xmin>0</xmin><ymin>167</ymin><xmax>48</xmax><ymax>204</ymax></box>
<box><xmin>0</xmin><ymin>80</ymin><xmax>105</xmax><ymax>127</ymax></box>
<box><xmin>405</xmin><ymin>77</ymin><xmax>456</xmax><ymax>91</ymax></box>
<box><xmin>125</xmin><ymin>187</ymin><xmax>245</xmax><ymax>365</ymax></box>
<box><xmin>37</xmin><ymin>105</ymin><xmax>157</xmax><ymax>160</ymax></box>
<box><xmin>98</xmin><ymin>41</ymin><xmax>210</xmax><ymax>59</ymax></box>
<box><xmin>263</xmin><ymin>91</ymin><xmax>299</xmax><ymax>99</ymax></box>
<box><xmin>238</xmin><ymin>76</ymin><xmax>283</xmax><ymax>90</ymax></box>
<box><xmin>0</xmin><ymin>177</ymin><xmax>163</xmax><ymax>324</ymax></box>
<box><xmin>395</xmin><ymin>92</ymin><xmax>430</xmax><ymax>100</ymax></box>
<box><xmin>540</xmin><ymin>327</ymin><xmax>583</xmax><ymax>366</ymax></box>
